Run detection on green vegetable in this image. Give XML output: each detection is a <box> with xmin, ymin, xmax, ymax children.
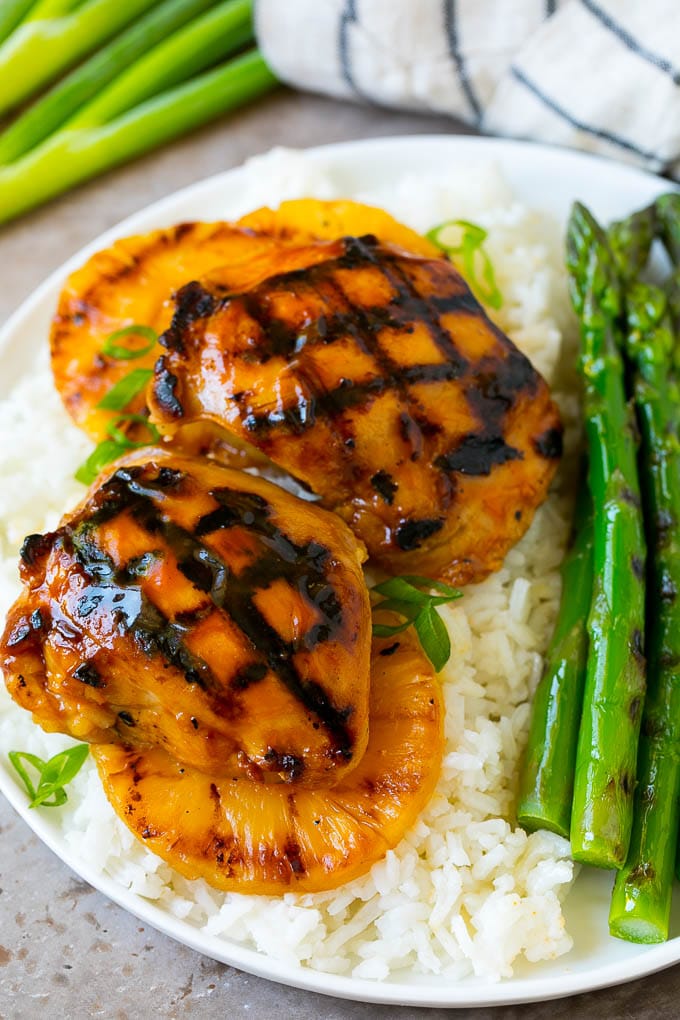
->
<box><xmin>566</xmin><ymin>202</ymin><xmax>647</xmax><ymax>870</ymax></box>
<box><xmin>9</xmin><ymin>744</ymin><xmax>89</xmax><ymax>808</ymax></box>
<box><xmin>66</xmin><ymin>0</ymin><xmax>254</xmax><ymax>132</ymax></box>
<box><xmin>609</xmin><ymin>282</ymin><xmax>680</xmax><ymax>942</ymax></box>
<box><xmin>0</xmin><ymin>0</ymin><xmax>38</xmax><ymax>46</ymax></box>
<box><xmin>75</xmin><ymin>412</ymin><xmax>160</xmax><ymax>484</ymax></box>
<box><xmin>0</xmin><ymin>48</ymin><xmax>277</xmax><ymax>226</ymax></box>
<box><xmin>371</xmin><ymin>575</ymin><xmax>462</xmax><ymax>672</ymax></box>
<box><xmin>426</xmin><ymin>219</ymin><xmax>503</xmax><ymax>309</ymax></box>
<box><xmin>96</xmin><ymin>368</ymin><xmax>154</xmax><ymax>411</ymax></box>
<box><xmin>656</xmin><ymin>193</ymin><xmax>680</xmax><ymax>266</ymax></box>
<box><xmin>0</xmin><ymin>0</ymin><xmax>156</xmax><ymax>119</ymax></box>
<box><xmin>106</xmin><ymin>412</ymin><xmax>159</xmax><ymax>446</ymax></box>
<box><xmin>0</xmin><ymin>0</ymin><xmax>221</xmax><ymax>164</ymax></box>
<box><xmin>607</xmin><ymin>204</ymin><xmax>657</xmax><ymax>283</ymax></box>
<box><xmin>516</xmin><ymin>470</ymin><xmax>593</xmax><ymax>839</ymax></box>
<box><xmin>102</xmin><ymin>324</ymin><xmax>158</xmax><ymax>360</ymax></box>
<box><xmin>75</xmin><ymin>439</ymin><xmax>130</xmax><ymax>484</ymax></box>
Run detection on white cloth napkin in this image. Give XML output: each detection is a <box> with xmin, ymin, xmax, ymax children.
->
<box><xmin>255</xmin><ymin>0</ymin><xmax>680</xmax><ymax>179</ymax></box>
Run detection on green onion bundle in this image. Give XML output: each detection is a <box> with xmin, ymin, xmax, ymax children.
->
<box><xmin>0</xmin><ymin>0</ymin><xmax>278</xmax><ymax>224</ymax></box>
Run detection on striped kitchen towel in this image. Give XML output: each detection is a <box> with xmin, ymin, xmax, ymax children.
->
<box><xmin>255</xmin><ymin>0</ymin><xmax>680</xmax><ymax>178</ymax></box>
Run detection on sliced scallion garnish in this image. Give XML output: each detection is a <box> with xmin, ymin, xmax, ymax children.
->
<box><xmin>96</xmin><ymin>367</ymin><xmax>154</xmax><ymax>411</ymax></box>
<box><xmin>105</xmin><ymin>412</ymin><xmax>160</xmax><ymax>447</ymax></box>
<box><xmin>75</xmin><ymin>439</ymin><xmax>129</xmax><ymax>485</ymax></box>
<box><xmin>427</xmin><ymin>219</ymin><xmax>503</xmax><ymax>309</ymax></box>
<box><xmin>102</xmin><ymin>324</ymin><xmax>158</xmax><ymax>360</ymax></box>
<box><xmin>371</xmin><ymin>574</ymin><xmax>462</xmax><ymax>672</ymax></box>
<box><xmin>8</xmin><ymin>743</ymin><xmax>89</xmax><ymax>809</ymax></box>
<box><xmin>75</xmin><ymin>415</ymin><xmax>160</xmax><ymax>484</ymax></box>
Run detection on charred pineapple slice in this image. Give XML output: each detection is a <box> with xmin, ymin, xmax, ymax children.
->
<box><xmin>50</xmin><ymin>222</ymin><xmax>287</xmax><ymax>442</ymax></box>
<box><xmin>91</xmin><ymin>629</ymin><xmax>443</xmax><ymax>894</ymax></box>
<box><xmin>237</xmin><ymin>198</ymin><xmax>440</xmax><ymax>256</ymax></box>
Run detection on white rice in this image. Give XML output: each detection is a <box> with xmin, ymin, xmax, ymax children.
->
<box><xmin>0</xmin><ymin>150</ymin><xmax>582</xmax><ymax>983</ymax></box>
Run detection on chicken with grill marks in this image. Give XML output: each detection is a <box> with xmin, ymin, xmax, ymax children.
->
<box><xmin>148</xmin><ymin>224</ymin><xmax>563</xmax><ymax>585</ymax></box>
<box><xmin>0</xmin><ymin>451</ymin><xmax>372</xmax><ymax>787</ymax></box>
<box><xmin>49</xmin><ymin>201</ymin><xmax>432</xmax><ymax>451</ymax></box>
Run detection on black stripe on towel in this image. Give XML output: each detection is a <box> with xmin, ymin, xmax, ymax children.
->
<box><xmin>511</xmin><ymin>66</ymin><xmax>661</xmax><ymax>163</ymax></box>
<box><xmin>545</xmin><ymin>0</ymin><xmax>558</xmax><ymax>16</ymax></box>
<box><xmin>339</xmin><ymin>0</ymin><xmax>364</xmax><ymax>96</ymax></box>
<box><xmin>443</xmin><ymin>0</ymin><xmax>483</xmax><ymax>123</ymax></box>
<box><xmin>582</xmin><ymin>0</ymin><xmax>680</xmax><ymax>85</ymax></box>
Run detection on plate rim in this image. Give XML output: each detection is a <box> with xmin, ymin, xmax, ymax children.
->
<box><xmin>1</xmin><ymin>133</ymin><xmax>679</xmax><ymax>1007</ymax></box>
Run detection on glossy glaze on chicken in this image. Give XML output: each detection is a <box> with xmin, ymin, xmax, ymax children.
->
<box><xmin>1</xmin><ymin>452</ymin><xmax>371</xmax><ymax>787</ymax></box>
<box><xmin>149</xmin><ymin>231</ymin><xmax>562</xmax><ymax>584</ymax></box>
<box><xmin>92</xmin><ymin>627</ymin><xmax>443</xmax><ymax>894</ymax></box>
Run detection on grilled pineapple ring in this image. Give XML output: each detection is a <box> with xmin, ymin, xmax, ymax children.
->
<box><xmin>92</xmin><ymin>629</ymin><xmax>443</xmax><ymax>894</ymax></box>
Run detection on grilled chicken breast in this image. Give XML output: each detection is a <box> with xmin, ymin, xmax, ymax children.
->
<box><xmin>92</xmin><ymin>628</ymin><xmax>443</xmax><ymax>894</ymax></box>
<box><xmin>1</xmin><ymin>452</ymin><xmax>371</xmax><ymax>787</ymax></box>
<box><xmin>149</xmin><ymin>231</ymin><xmax>562</xmax><ymax>584</ymax></box>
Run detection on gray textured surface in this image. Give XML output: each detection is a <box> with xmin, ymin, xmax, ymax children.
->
<box><xmin>0</xmin><ymin>88</ymin><xmax>678</xmax><ymax>1017</ymax></box>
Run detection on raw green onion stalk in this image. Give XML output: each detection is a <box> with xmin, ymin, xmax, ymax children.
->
<box><xmin>426</xmin><ymin>219</ymin><xmax>503</xmax><ymax>309</ymax></box>
<box><xmin>516</xmin><ymin>469</ymin><xmax>593</xmax><ymax>839</ymax></box>
<box><xmin>0</xmin><ymin>0</ymin><xmax>277</xmax><ymax>223</ymax></box>
<box><xmin>0</xmin><ymin>0</ymin><xmax>156</xmax><ymax>118</ymax></box>
<box><xmin>0</xmin><ymin>0</ymin><xmax>221</xmax><ymax>164</ymax></box>
<box><xmin>0</xmin><ymin>0</ymin><xmax>37</xmax><ymax>46</ymax></box>
<box><xmin>371</xmin><ymin>575</ymin><xmax>462</xmax><ymax>672</ymax></box>
<box><xmin>566</xmin><ymin>202</ymin><xmax>647</xmax><ymax>870</ymax></box>
<box><xmin>0</xmin><ymin>47</ymin><xmax>276</xmax><ymax>226</ymax></box>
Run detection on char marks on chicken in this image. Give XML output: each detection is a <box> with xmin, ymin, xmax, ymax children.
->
<box><xmin>149</xmin><ymin>233</ymin><xmax>562</xmax><ymax>584</ymax></box>
<box><xmin>1</xmin><ymin>452</ymin><xmax>371</xmax><ymax>787</ymax></box>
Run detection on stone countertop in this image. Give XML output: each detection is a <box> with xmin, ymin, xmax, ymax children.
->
<box><xmin>0</xmin><ymin>88</ymin><xmax>677</xmax><ymax>1019</ymax></box>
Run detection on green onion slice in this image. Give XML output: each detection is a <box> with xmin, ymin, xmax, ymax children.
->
<box><xmin>75</xmin><ymin>413</ymin><xmax>160</xmax><ymax>485</ymax></box>
<box><xmin>75</xmin><ymin>439</ymin><xmax>129</xmax><ymax>485</ymax></box>
<box><xmin>426</xmin><ymin>219</ymin><xmax>503</xmax><ymax>309</ymax></box>
<box><xmin>106</xmin><ymin>413</ymin><xmax>160</xmax><ymax>447</ymax></box>
<box><xmin>371</xmin><ymin>574</ymin><xmax>462</xmax><ymax>672</ymax></box>
<box><xmin>9</xmin><ymin>744</ymin><xmax>89</xmax><ymax>809</ymax></box>
<box><xmin>102</xmin><ymin>324</ymin><xmax>158</xmax><ymax>360</ymax></box>
<box><xmin>96</xmin><ymin>367</ymin><xmax>154</xmax><ymax>411</ymax></box>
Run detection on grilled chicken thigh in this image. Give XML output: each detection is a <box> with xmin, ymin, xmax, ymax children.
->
<box><xmin>93</xmin><ymin>628</ymin><xmax>443</xmax><ymax>894</ymax></box>
<box><xmin>1</xmin><ymin>452</ymin><xmax>371</xmax><ymax>787</ymax></box>
<box><xmin>149</xmin><ymin>232</ymin><xmax>562</xmax><ymax>584</ymax></box>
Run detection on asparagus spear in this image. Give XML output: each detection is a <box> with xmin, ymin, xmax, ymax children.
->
<box><xmin>607</xmin><ymin>203</ymin><xmax>657</xmax><ymax>283</ymax></box>
<box><xmin>0</xmin><ymin>0</ymin><xmax>223</xmax><ymax>164</ymax></box>
<box><xmin>0</xmin><ymin>0</ymin><xmax>156</xmax><ymax>119</ymax></box>
<box><xmin>0</xmin><ymin>49</ymin><xmax>277</xmax><ymax>226</ymax></box>
<box><xmin>517</xmin><ymin>471</ymin><xmax>593</xmax><ymax>839</ymax></box>
<box><xmin>566</xmin><ymin>203</ymin><xmax>647</xmax><ymax>869</ymax></box>
<box><xmin>656</xmin><ymin>193</ymin><xmax>680</xmax><ymax>266</ymax></box>
<box><xmin>609</xmin><ymin>282</ymin><xmax>680</xmax><ymax>942</ymax></box>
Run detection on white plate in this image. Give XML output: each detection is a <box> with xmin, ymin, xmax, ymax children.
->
<box><xmin>0</xmin><ymin>135</ymin><xmax>678</xmax><ymax>1008</ymax></box>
